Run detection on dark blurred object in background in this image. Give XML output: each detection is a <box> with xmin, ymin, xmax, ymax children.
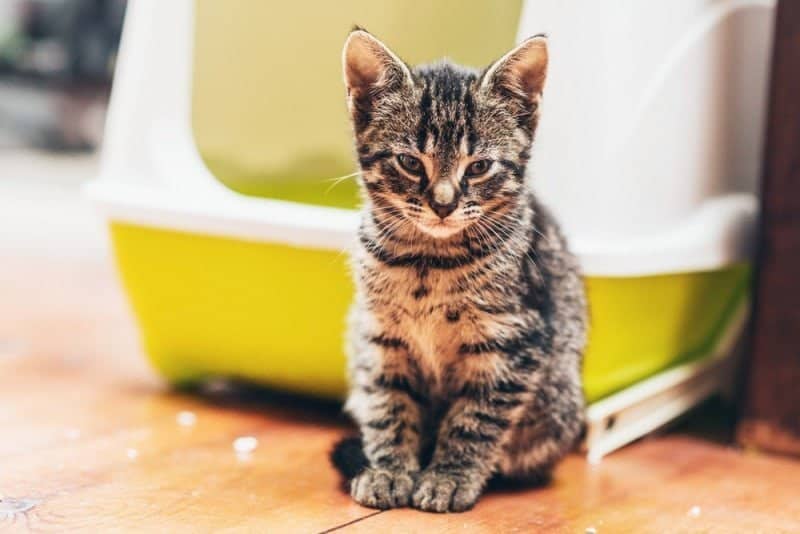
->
<box><xmin>0</xmin><ymin>0</ymin><xmax>126</xmax><ymax>151</ymax></box>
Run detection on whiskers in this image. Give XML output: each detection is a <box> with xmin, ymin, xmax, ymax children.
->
<box><xmin>361</xmin><ymin>195</ymin><xmax>546</xmax><ymax>274</ymax></box>
<box><xmin>471</xmin><ymin>210</ymin><xmax>545</xmax><ymax>282</ymax></box>
<box><xmin>363</xmin><ymin>202</ymin><xmax>417</xmax><ymax>257</ymax></box>
<box><xmin>323</xmin><ymin>170</ymin><xmax>361</xmax><ymax>195</ymax></box>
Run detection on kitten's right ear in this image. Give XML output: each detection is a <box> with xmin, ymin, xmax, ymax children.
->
<box><xmin>342</xmin><ymin>29</ymin><xmax>411</xmax><ymax>116</ymax></box>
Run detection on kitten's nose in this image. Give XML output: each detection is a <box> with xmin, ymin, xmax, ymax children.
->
<box><xmin>429</xmin><ymin>182</ymin><xmax>460</xmax><ymax>219</ymax></box>
<box><xmin>430</xmin><ymin>200</ymin><xmax>459</xmax><ymax>219</ymax></box>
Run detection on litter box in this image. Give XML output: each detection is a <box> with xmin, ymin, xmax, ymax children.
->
<box><xmin>87</xmin><ymin>0</ymin><xmax>774</xmax><ymax>459</ymax></box>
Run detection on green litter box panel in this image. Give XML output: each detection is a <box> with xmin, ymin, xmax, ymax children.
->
<box><xmin>191</xmin><ymin>0</ymin><xmax>523</xmax><ymax>208</ymax></box>
<box><xmin>110</xmin><ymin>222</ymin><xmax>750</xmax><ymax>402</ymax></box>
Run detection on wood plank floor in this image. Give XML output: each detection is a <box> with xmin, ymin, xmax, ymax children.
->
<box><xmin>2</xmin><ymin>230</ymin><xmax>800</xmax><ymax>532</ymax></box>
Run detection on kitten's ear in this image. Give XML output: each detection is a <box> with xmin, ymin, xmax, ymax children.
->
<box><xmin>342</xmin><ymin>29</ymin><xmax>411</xmax><ymax>114</ymax></box>
<box><xmin>481</xmin><ymin>35</ymin><xmax>548</xmax><ymax>105</ymax></box>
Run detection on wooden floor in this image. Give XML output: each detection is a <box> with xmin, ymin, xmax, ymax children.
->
<box><xmin>2</xmin><ymin>224</ymin><xmax>800</xmax><ymax>532</ymax></box>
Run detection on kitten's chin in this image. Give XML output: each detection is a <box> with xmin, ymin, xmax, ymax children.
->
<box><xmin>416</xmin><ymin>221</ymin><xmax>464</xmax><ymax>239</ymax></box>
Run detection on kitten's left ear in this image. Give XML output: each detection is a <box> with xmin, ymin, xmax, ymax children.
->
<box><xmin>481</xmin><ymin>35</ymin><xmax>548</xmax><ymax>106</ymax></box>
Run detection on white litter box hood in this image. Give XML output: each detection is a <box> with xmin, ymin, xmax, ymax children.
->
<box><xmin>519</xmin><ymin>0</ymin><xmax>773</xmax><ymax>263</ymax></box>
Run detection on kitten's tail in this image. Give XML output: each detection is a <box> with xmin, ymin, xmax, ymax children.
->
<box><xmin>330</xmin><ymin>435</ymin><xmax>368</xmax><ymax>480</ymax></box>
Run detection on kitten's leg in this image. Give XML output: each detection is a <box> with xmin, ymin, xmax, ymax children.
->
<box><xmin>345</xmin><ymin>344</ymin><xmax>425</xmax><ymax>509</ymax></box>
<box><xmin>500</xmin><ymin>371</ymin><xmax>584</xmax><ymax>482</ymax></box>
<box><xmin>412</xmin><ymin>376</ymin><xmax>527</xmax><ymax>513</ymax></box>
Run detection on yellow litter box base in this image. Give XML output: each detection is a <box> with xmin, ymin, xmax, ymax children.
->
<box><xmin>110</xmin><ymin>222</ymin><xmax>750</xmax><ymax>402</ymax></box>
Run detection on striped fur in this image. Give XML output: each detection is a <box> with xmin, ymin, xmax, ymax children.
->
<box><xmin>337</xmin><ymin>30</ymin><xmax>587</xmax><ymax>513</ymax></box>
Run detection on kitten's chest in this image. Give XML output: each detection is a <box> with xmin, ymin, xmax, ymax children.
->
<box><xmin>376</xmin><ymin>267</ymin><xmax>483</xmax><ymax>377</ymax></box>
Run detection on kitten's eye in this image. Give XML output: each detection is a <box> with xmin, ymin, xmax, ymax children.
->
<box><xmin>464</xmin><ymin>159</ymin><xmax>492</xmax><ymax>177</ymax></box>
<box><xmin>397</xmin><ymin>154</ymin><xmax>423</xmax><ymax>175</ymax></box>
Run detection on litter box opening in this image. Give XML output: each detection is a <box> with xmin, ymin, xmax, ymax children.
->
<box><xmin>189</xmin><ymin>0</ymin><xmax>523</xmax><ymax>208</ymax></box>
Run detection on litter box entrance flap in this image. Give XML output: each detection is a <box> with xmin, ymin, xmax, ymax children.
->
<box><xmin>191</xmin><ymin>0</ymin><xmax>523</xmax><ymax>209</ymax></box>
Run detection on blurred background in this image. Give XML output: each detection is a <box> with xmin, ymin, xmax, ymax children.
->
<box><xmin>0</xmin><ymin>0</ymin><xmax>125</xmax><ymax>267</ymax></box>
<box><xmin>0</xmin><ymin>0</ymin><xmax>125</xmax><ymax>151</ymax></box>
<box><xmin>0</xmin><ymin>0</ymin><xmax>134</xmax><ymax>372</ymax></box>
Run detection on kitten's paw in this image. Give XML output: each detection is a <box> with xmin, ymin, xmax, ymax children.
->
<box><xmin>350</xmin><ymin>468</ymin><xmax>416</xmax><ymax>509</ymax></box>
<box><xmin>412</xmin><ymin>471</ymin><xmax>482</xmax><ymax>513</ymax></box>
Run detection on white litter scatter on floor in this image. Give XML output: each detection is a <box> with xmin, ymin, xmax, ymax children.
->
<box><xmin>0</xmin><ymin>497</ymin><xmax>39</xmax><ymax>515</ymax></box>
<box><xmin>126</xmin><ymin>448</ymin><xmax>139</xmax><ymax>460</ymax></box>
<box><xmin>233</xmin><ymin>436</ymin><xmax>258</xmax><ymax>455</ymax></box>
<box><xmin>688</xmin><ymin>505</ymin><xmax>702</xmax><ymax>518</ymax></box>
<box><xmin>176</xmin><ymin>411</ymin><xmax>197</xmax><ymax>427</ymax></box>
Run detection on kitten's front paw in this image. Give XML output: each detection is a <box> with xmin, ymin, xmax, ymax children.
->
<box><xmin>412</xmin><ymin>470</ymin><xmax>482</xmax><ymax>513</ymax></box>
<box><xmin>350</xmin><ymin>468</ymin><xmax>416</xmax><ymax>509</ymax></box>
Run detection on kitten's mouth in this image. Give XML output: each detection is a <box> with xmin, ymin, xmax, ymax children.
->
<box><xmin>417</xmin><ymin>219</ymin><xmax>464</xmax><ymax>239</ymax></box>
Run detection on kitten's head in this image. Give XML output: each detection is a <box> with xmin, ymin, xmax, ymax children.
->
<box><xmin>343</xmin><ymin>29</ymin><xmax>547</xmax><ymax>239</ymax></box>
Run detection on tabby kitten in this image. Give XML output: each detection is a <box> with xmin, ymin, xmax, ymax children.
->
<box><xmin>332</xmin><ymin>29</ymin><xmax>587</xmax><ymax>513</ymax></box>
